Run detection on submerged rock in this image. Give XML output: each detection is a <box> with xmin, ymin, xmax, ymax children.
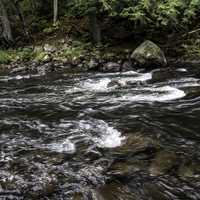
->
<box><xmin>108</xmin><ymin>134</ymin><xmax>160</xmax><ymax>177</ymax></box>
<box><xmin>131</xmin><ymin>40</ymin><xmax>167</xmax><ymax>68</ymax></box>
<box><xmin>87</xmin><ymin>58</ymin><xmax>99</xmax><ymax>70</ymax></box>
<box><xmin>86</xmin><ymin>189</ymin><xmax>105</xmax><ymax>200</ymax></box>
<box><xmin>144</xmin><ymin>183</ymin><xmax>169</xmax><ymax>200</ymax></box>
<box><xmin>107</xmin><ymin>80</ymin><xmax>124</xmax><ymax>89</ymax></box>
<box><xmin>177</xmin><ymin>158</ymin><xmax>200</xmax><ymax>179</ymax></box>
<box><xmin>10</xmin><ymin>66</ymin><xmax>27</xmax><ymax>74</ymax></box>
<box><xmin>108</xmin><ymin>160</ymin><xmax>145</xmax><ymax>178</ymax></box>
<box><xmin>149</xmin><ymin>150</ymin><xmax>178</xmax><ymax>176</ymax></box>
<box><xmin>99</xmin><ymin>181</ymin><xmax>138</xmax><ymax>200</ymax></box>
<box><xmin>178</xmin><ymin>162</ymin><xmax>195</xmax><ymax>178</ymax></box>
<box><xmin>25</xmin><ymin>175</ymin><xmax>58</xmax><ymax>199</ymax></box>
<box><xmin>102</xmin><ymin>62</ymin><xmax>121</xmax><ymax>72</ymax></box>
<box><xmin>121</xmin><ymin>61</ymin><xmax>133</xmax><ymax>71</ymax></box>
<box><xmin>114</xmin><ymin>134</ymin><xmax>160</xmax><ymax>158</ymax></box>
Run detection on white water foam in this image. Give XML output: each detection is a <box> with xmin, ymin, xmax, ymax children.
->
<box><xmin>0</xmin><ymin>74</ymin><xmax>41</xmax><ymax>82</ymax></box>
<box><xmin>64</xmin><ymin>71</ymin><xmax>152</xmax><ymax>94</ymax></box>
<box><xmin>169</xmin><ymin>77</ymin><xmax>199</xmax><ymax>84</ymax></box>
<box><xmin>118</xmin><ymin>72</ymin><xmax>152</xmax><ymax>85</ymax></box>
<box><xmin>120</xmin><ymin>86</ymin><xmax>186</xmax><ymax>102</ymax></box>
<box><xmin>65</xmin><ymin>86</ymin><xmax>82</xmax><ymax>94</ymax></box>
<box><xmin>78</xmin><ymin>120</ymin><xmax>125</xmax><ymax>148</ymax></box>
<box><xmin>81</xmin><ymin>78</ymin><xmax>111</xmax><ymax>92</ymax></box>
<box><xmin>96</xmin><ymin>125</ymin><xmax>124</xmax><ymax>148</ymax></box>
<box><xmin>93</xmin><ymin>70</ymin><xmax>138</xmax><ymax>77</ymax></box>
<box><xmin>176</xmin><ymin>68</ymin><xmax>187</xmax><ymax>72</ymax></box>
<box><xmin>149</xmin><ymin>86</ymin><xmax>186</xmax><ymax>101</ymax></box>
<box><xmin>64</xmin><ymin>70</ymin><xmax>192</xmax><ymax>104</ymax></box>
<box><xmin>46</xmin><ymin>139</ymin><xmax>76</xmax><ymax>153</ymax></box>
<box><xmin>168</xmin><ymin>78</ymin><xmax>200</xmax><ymax>88</ymax></box>
<box><xmin>176</xmin><ymin>82</ymin><xmax>200</xmax><ymax>88</ymax></box>
<box><xmin>78</xmin><ymin>72</ymin><xmax>152</xmax><ymax>92</ymax></box>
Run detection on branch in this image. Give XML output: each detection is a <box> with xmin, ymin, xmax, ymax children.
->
<box><xmin>183</xmin><ymin>28</ymin><xmax>200</xmax><ymax>37</ymax></box>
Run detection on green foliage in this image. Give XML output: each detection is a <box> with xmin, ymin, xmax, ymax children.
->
<box><xmin>61</xmin><ymin>41</ymin><xmax>87</xmax><ymax>60</ymax></box>
<box><xmin>33</xmin><ymin>50</ymin><xmax>48</xmax><ymax>62</ymax></box>
<box><xmin>110</xmin><ymin>0</ymin><xmax>200</xmax><ymax>29</ymax></box>
<box><xmin>1</xmin><ymin>0</ymin><xmax>200</xmax><ymax>45</ymax></box>
<box><xmin>182</xmin><ymin>38</ymin><xmax>200</xmax><ymax>57</ymax></box>
<box><xmin>66</xmin><ymin>0</ymin><xmax>200</xmax><ymax>30</ymax></box>
<box><xmin>0</xmin><ymin>48</ymin><xmax>44</xmax><ymax>64</ymax></box>
<box><xmin>183</xmin><ymin>0</ymin><xmax>200</xmax><ymax>22</ymax></box>
<box><xmin>62</xmin><ymin>47</ymin><xmax>83</xmax><ymax>60</ymax></box>
<box><xmin>43</xmin><ymin>21</ymin><xmax>60</xmax><ymax>34</ymax></box>
<box><xmin>15</xmin><ymin>48</ymin><xmax>34</xmax><ymax>61</ymax></box>
<box><xmin>67</xmin><ymin>0</ymin><xmax>112</xmax><ymax>16</ymax></box>
<box><xmin>0</xmin><ymin>50</ymin><xmax>12</xmax><ymax>64</ymax></box>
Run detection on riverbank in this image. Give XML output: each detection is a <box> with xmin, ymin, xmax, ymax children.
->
<box><xmin>1</xmin><ymin>29</ymin><xmax>200</xmax><ymax>75</ymax></box>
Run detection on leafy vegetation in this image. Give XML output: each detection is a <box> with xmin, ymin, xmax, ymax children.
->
<box><xmin>182</xmin><ymin>38</ymin><xmax>200</xmax><ymax>58</ymax></box>
<box><xmin>0</xmin><ymin>48</ymin><xmax>46</xmax><ymax>64</ymax></box>
<box><xmin>0</xmin><ymin>0</ymin><xmax>199</xmax><ymax>62</ymax></box>
<box><xmin>109</xmin><ymin>0</ymin><xmax>200</xmax><ymax>29</ymax></box>
<box><xmin>0</xmin><ymin>50</ymin><xmax>12</xmax><ymax>64</ymax></box>
<box><xmin>0</xmin><ymin>40</ymin><xmax>94</xmax><ymax>64</ymax></box>
<box><xmin>0</xmin><ymin>0</ymin><xmax>199</xmax><ymax>43</ymax></box>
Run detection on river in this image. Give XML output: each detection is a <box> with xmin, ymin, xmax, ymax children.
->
<box><xmin>0</xmin><ymin>66</ymin><xmax>200</xmax><ymax>199</ymax></box>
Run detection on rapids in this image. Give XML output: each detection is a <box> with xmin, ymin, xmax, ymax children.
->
<box><xmin>0</xmin><ymin>66</ymin><xmax>200</xmax><ymax>199</ymax></box>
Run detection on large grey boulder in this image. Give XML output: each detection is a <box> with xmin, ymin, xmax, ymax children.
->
<box><xmin>131</xmin><ymin>40</ymin><xmax>167</xmax><ymax>68</ymax></box>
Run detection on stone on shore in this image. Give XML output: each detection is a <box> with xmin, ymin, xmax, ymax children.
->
<box><xmin>131</xmin><ymin>40</ymin><xmax>167</xmax><ymax>68</ymax></box>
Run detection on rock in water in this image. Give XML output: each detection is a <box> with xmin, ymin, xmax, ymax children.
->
<box><xmin>107</xmin><ymin>80</ymin><xmax>123</xmax><ymax>89</ymax></box>
<box><xmin>149</xmin><ymin>150</ymin><xmax>178</xmax><ymax>176</ymax></box>
<box><xmin>102</xmin><ymin>62</ymin><xmax>121</xmax><ymax>72</ymax></box>
<box><xmin>131</xmin><ymin>40</ymin><xmax>167</xmax><ymax>68</ymax></box>
<box><xmin>88</xmin><ymin>58</ymin><xmax>99</xmax><ymax>70</ymax></box>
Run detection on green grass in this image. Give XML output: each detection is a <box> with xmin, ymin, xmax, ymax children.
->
<box><xmin>0</xmin><ymin>48</ymin><xmax>47</xmax><ymax>64</ymax></box>
<box><xmin>0</xmin><ymin>50</ymin><xmax>12</xmax><ymax>64</ymax></box>
<box><xmin>15</xmin><ymin>48</ymin><xmax>35</xmax><ymax>61</ymax></box>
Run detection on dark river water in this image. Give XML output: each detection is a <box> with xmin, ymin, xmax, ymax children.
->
<box><xmin>0</xmin><ymin>66</ymin><xmax>200</xmax><ymax>200</ymax></box>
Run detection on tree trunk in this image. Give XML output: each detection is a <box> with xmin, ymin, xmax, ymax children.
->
<box><xmin>53</xmin><ymin>0</ymin><xmax>58</xmax><ymax>25</ymax></box>
<box><xmin>0</xmin><ymin>0</ymin><xmax>13</xmax><ymax>42</ymax></box>
<box><xmin>88</xmin><ymin>9</ymin><xmax>101</xmax><ymax>44</ymax></box>
<box><xmin>13</xmin><ymin>0</ymin><xmax>29</xmax><ymax>37</ymax></box>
